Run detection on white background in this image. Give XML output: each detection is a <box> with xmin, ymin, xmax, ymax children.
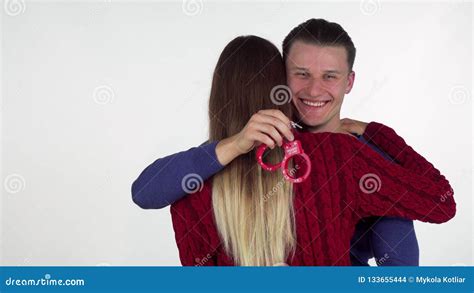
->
<box><xmin>1</xmin><ymin>0</ymin><xmax>472</xmax><ymax>266</ymax></box>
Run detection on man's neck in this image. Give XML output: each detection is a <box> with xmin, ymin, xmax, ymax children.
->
<box><xmin>306</xmin><ymin>116</ymin><xmax>345</xmax><ymax>134</ymax></box>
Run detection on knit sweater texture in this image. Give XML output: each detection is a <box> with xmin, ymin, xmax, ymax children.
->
<box><xmin>170</xmin><ymin>122</ymin><xmax>455</xmax><ymax>266</ymax></box>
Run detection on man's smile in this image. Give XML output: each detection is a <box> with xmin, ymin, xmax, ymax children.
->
<box><xmin>297</xmin><ymin>97</ymin><xmax>333</xmax><ymax>113</ymax></box>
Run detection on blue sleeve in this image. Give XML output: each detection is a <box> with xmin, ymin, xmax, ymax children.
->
<box><xmin>131</xmin><ymin>141</ymin><xmax>224</xmax><ymax>209</ymax></box>
<box><xmin>370</xmin><ymin>217</ymin><xmax>419</xmax><ymax>266</ymax></box>
<box><xmin>350</xmin><ymin>217</ymin><xmax>376</xmax><ymax>266</ymax></box>
<box><xmin>350</xmin><ymin>135</ymin><xmax>419</xmax><ymax>266</ymax></box>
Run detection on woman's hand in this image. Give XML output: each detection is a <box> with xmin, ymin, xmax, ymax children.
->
<box><xmin>216</xmin><ymin>109</ymin><xmax>294</xmax><ymax>166</ymax></box>
<box><xmin>340</xmin><ymin>118</ymin><xmax>368</xmax><ymax>136</ymax></box>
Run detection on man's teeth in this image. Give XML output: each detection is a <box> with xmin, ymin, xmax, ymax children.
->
<box><xmin>302</xmin><ymin>99</ymin><xmax>329</xmax><ymax>107</ymax></box>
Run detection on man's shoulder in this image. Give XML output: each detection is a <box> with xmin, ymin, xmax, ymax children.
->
<box><xmin>356</xmin><ymin>135</ymin><xmax>393</xmax><ymax>162</ymax></box>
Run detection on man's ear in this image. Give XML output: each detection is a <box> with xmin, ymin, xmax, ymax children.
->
<box><xmin>345</xmin><ymin>71</ymin><xmax>355</xmax><ymax>94</ymax></box>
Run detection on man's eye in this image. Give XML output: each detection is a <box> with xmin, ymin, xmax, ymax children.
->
<box><xmin>296</xmin><ymin>72</ymin><xmax>308</xmax><ymax>77</ymax></box>
<box><xmin>324</xmin><ymin>75</ymin><xmax>336</xmax><ymax>80</ymax></box>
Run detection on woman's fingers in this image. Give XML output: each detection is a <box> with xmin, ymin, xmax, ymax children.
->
<box><xmin>256</xmin><ymin>110</ymin><xmax>294</xmax><ymax>141</ymax></box>
<box><xmin>235</xmin><ymin>109</ymin><xmax>294</xmax><ymax>154</ymax></box>
<box><xmin>340</xmin><ymin>118</ymin><xmax>355</xmax><ymax>133</ymax></box>
<box><xmin>251</xmin><ymin>132</ymin><xmax>276</xmax><ymax>149</ymax></box>
<box><xmin>340</xmin><ymin>118</ymin><xmax>368</xmax><ymax>135</ymax></box>
<box><xmin>258</xmin><ymin>109</ymin><xmax>292</xmax><ymax>128</ymax></box>
<box><xmin>249</xmin><ymin>121</ymin><xmax>283</xmax><ymax>147</ymax></box>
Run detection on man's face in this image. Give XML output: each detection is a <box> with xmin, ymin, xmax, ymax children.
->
<box><xmin>286</xmin><ymin>41</ymin><xmax>355</xmax><ymax>132</ymax></box>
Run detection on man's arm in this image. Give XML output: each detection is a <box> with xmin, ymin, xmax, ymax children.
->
<box><xmin>352</xmin><ymin>134</ymin><xmax>420</xmax><ymax>266</ymax></box>
<box><xmin>353</xmin><ymin>122</ymin><xmax>456</xmax><ymax>223</ymax></box>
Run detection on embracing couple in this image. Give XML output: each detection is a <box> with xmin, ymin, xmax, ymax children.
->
<box><xmin>132</xmin><ymin>19</ymin><xmax>456</xmax><ymax>266</ymax></box>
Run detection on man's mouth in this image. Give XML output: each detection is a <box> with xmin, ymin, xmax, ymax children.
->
<box><xmin>300</xmin><ymin>98</ymin><xmax>331</xmax><ymax>108</ymax></box>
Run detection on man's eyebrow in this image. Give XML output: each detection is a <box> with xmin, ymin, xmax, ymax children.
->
<box><xmin>290</xmin><ymin>67</ymin><xmax>343</xmax><ymax>74</ymax></box>
<box><xmin>323</xmin><ymin>70</ymin><xmax>342</xmax><ymax>74</ymax></box>
<box><xmin>290</xmin><ymin>66</ymin><xmax>309</xmax><ymax>71</ymax></box>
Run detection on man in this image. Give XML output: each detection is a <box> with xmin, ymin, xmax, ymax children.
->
<box><xmin>132</xmin><ymin>19</ymin><xmax>419</xmax><ymax>266</ymax></box>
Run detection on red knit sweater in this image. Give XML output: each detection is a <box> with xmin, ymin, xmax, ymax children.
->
<box><xmin>170</xmin><ymin>122</ymin><xmax>456</xmax><ymax>266</ymax></box>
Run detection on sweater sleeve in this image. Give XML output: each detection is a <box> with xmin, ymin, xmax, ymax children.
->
<box><xmin>131</xmin><ymin>141</ymin><xmax>224</xmax><ymax>209</ymax></box>
<box><xmin>353</xmin><ymin>122</ymin><xmax>456</xmax><ymax>224</ymax></box>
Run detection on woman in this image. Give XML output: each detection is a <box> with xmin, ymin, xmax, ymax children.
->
<box><xmin>169</xmin><ymin>36</ymin><xmax>456</xmax><ymax>266</ymax></box>
<box><xmin>179</xmin><ymin>35</ymin><xmax>296</xmax><ymax>266</ymax></box>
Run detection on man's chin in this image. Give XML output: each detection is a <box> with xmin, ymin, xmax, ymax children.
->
<box><xmin>295</xmin><ymin>109</ymin><xmax>328</xmax><ymax>128</ymax></box>
<box><xmin>298</xmin><ymin>119</ymin><xmax>326</xmax><ymax>131</ymax></box>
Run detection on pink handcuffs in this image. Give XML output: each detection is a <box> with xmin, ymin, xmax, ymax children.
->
<box><xmin>256</xmin><ymin>121</ymin><xmax>311</xmax><ymax>183</ymax></box>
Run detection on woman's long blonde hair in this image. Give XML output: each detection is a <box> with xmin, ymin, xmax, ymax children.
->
<box><xmin>208</xmin><ymin>36</ymin><xmax>296</xmax><ymax>266</ymax></box>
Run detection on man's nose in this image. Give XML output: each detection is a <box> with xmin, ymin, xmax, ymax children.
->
<box><xmin>307</xmin><ymin>78</ymin><xmax>325</xmax><ymax>97</ymax></box>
